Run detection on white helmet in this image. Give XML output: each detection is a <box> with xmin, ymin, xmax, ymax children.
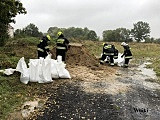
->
<box><xmin>121</xmin><ymin>42</ymin><xmax>128</xmax><ymax>46</ymax></box>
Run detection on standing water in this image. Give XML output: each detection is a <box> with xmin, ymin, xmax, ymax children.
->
<box><xmin>137</xmin><ymin>62</ymin><xmax>157</xmax><ymax>79</ymax></box>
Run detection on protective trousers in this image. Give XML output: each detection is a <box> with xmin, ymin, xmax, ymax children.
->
<box><xmin>56</xmin><ymin>49</ymin><xmax>66</xmax><ymax>62</ymax></box>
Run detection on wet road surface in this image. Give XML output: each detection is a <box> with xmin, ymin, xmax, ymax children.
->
<box><xmin>30</xmin><ymin>64</ymin><xmax>160</xmax><ymax>120</ymax></box>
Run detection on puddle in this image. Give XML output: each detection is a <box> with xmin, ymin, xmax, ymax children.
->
<box><xmin>137</xmin><ymin>62</ymin><xmax>157</xmax><ymax>79</ymax></box>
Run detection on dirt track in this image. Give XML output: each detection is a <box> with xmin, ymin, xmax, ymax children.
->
<box><xmin>26</xmin><ymin>45</ymin><xmax>160</xmax><ymax>120</ymax></box>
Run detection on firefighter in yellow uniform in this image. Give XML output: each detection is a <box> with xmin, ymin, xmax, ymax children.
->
<box><xmin>56</xmin><ymin>32</ymin><xmax>69</xmax><ymax>62</ymax></box>
<box><xmin>37</xmin><ymin>35</ymin><xmax>51</xmax><ymax>58</ymax></box>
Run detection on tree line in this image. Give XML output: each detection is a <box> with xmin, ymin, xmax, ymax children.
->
<box><xmin>13</xmin><ymin>22</ymin><xmax>160</xmax><ymax>44</ymax></box>
<box><xmin>1</xmin><ymin>0</ymin><xmax>160</xmax><ymax>46</ymax></box>
<box><xmin>14</xmin><ymin>24</ymin><xmax>99</xmax><ymax>41</ymax></box>
<box><xmin>103</xmin><ymin>21</ymin><xmax>151</xmax><ymax>42</ymax></box>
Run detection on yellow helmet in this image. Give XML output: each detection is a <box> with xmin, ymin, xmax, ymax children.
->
<box><xmin>57</xmin><ymin>31</ymin><xmax>63</xmax><ymax>37</ymax></box>
<box><xmin>103</xmin><ymin>42</ymin><xmax>108</xmax><ymax>46</ymax></box>
<box><xmin>46</xmin><ymin>35</ymin><xmax>51</xmax><ymax>41</ymax></box>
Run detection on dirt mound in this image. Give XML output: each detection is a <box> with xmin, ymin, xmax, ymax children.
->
<box><xmin>51</xmin><ymin>43</ymin><xmax>100</xmax><ymax>69</ymax></box>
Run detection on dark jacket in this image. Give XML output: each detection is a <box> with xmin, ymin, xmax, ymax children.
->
<box><xmin>37</xmin><ymin>36</ymin><xmax>50</xmax><ymax>58</ymax></box>
<box><xmin>56</xmin><ymin>35</ymin><xmax>69</xmax><ymax>51</ymax></box>
<box><xmin>122</xmin><ymin>46</ymin><xmax>132</xmax><ymax>59</ymax></box>
<box><xmin>103</xmin><ymin>43</ymin><xmax>115</xmax><ymax>55</ymax></box>
<box><xmin>114</xmin><ymin>48</ymin><xmax>119</xmax><ymax>59</ymax></box>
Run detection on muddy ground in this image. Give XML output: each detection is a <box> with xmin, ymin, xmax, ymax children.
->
<box><xmin>12</xmin><ymin>44</ymin><xmax>160</xmax><ymax>120</ymax></box>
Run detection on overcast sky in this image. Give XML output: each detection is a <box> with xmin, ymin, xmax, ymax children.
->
<box><xmin>11</xmin><ymin>0</ymin><xmax>160</xmax><ymax>38</ymax></box>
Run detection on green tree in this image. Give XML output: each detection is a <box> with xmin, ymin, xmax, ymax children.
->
<box><xmin>15</xmin><ymin>23</ymin><xmax>43</xmax><ymax>37</ymax></box>
<box><xmin>145</xmin><ymin>37</ymin><xmax>154</xmax><ymax>43</ymax></box>
<box><xmin>116</xmin><ymin>28</ymin><xmax>131</xmax><ymax>42</ymax></box>
<box><xmin>131</xmin><ymin>21</ymin><xmax>150</xmax><ymax>42</ymax></box>
<box><xmin>23</xmin><ymin>23</ymin><xmax>43</xmax><ymax>37</ymax></box>
<box><xmin>0</xmin><ymin>0</ymin><xmax>26</xmax><ymax>46</ymax></box>
<box><xmin>103</xmin><ymin>30</ymin><xmax>116</xmax><ymax>42</ymax></box>
<box><xmin>14</xmin><ymin>29</ymin><xmax>25</xmax><ymax>37</ymax></box>
<box><xmin>47</xmin><ymin>27</ymin><xmax>60</xmax><ymax>38</ymax></box>
<box><xmin>102</xmin><ymin>28</ymin><xmax>131</xmax><ymax>42</ymax></box>
<box><xmin>155</xmin><ymin>38</ymin><xmax>160</xmax><ymax>43</ymax></box>
<box><xmin>47</xmin><ymin>26</ymin><xmax>97</xmax><ymax>41</ymax></box>
<box><xmin>83</xmin><ymin>27</ymin><xmax>90</xmax><ymax>39</ymax></box>
<box><xmin>87</xmin><ymin>30</ymin><xmax>98</xmax><ymax>41</ymax></box>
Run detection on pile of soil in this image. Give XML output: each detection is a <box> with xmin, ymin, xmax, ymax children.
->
<box><xmin>50</xmin><ymin>43</ymin><xmax>100</xmax><ymax>69</ymax></box>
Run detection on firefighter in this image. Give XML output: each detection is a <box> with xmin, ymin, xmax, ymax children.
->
<box><xmin>112</xmin><ymin>44</ymin><xmax>119</xmax><ymax>59</ymax></box>
<box><xmin>121</xmin><ymin>42</ymin><xmax>132</xmax><ymax>68</ymax></box>
<box><xmin>37</xmin><ymin>35</ymin><xmax>51</xmax><ymax>58</ymax></box>
<box><xmin>56</xmin><ymin>31</ymin><xmax>69</xmax><ymax>62</ymax></box>
<box><xmin>114</xmin><ymin>48</ymin><xmax>119</xmax><ymax>59</ymax></box>
<box><xmin>100</xmin><ymin>43</ymin><xmax>115</xmax><ymax>66</ymax></box>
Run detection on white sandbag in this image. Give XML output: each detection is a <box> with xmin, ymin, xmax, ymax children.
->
<box><xmin>56</xmin><ymin>62</ymin><xmax>71</xmax><ymax>79</ymax></box>
<box><xmin>16</xmin><ymin>57</ymin><xmax>29</xmax><ymax>84</ymax></box>
<box><xmin>4</xmin><ymin>68</ymin><xmax>16</xmax><ymax>75</ymax></box>
<box><xmin>51</xmin><ymin>60</ymin><xmax>59</xmax><ymax>79</ymax></box>
<box><xmin>20</xmin><ymin>73</ymin><xmax>29</xmax><ymax>84</ymax></box>
<box><xmin>29</xmin><ymin>59</ymin><xmax>40</xmax><ymax>82</ymax></box>
<box><xmin>16</xmin><ymin>57</ymin><xmax>27</xmax><ymax>74</ymax></box>
<box><xmin>38</xmin><ymin>59</ymin><xmax>53</xmax><ymax>83</ymax></box>
<box><xmin>57</xmin><ymin>55</ymin><xmax>62</xmax><ymax>62</ymax></box>
<box><xmin>114</xmin><ymin>53</ymin><xmax>124</xmax><ymax>66</ymax></box>
<box><xmin>45</xmin><ymin>53</ymin><xmax>52</xmax><ymax>59</ymax></box>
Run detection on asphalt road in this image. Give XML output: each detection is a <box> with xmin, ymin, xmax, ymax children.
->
<box><xmin>30</xmin><ymin>65</ymin><xmax>160</xmax><ymax>120</ymax></box>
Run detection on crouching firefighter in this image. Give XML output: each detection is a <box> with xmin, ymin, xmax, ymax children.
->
<box><xmin>37</xmin><ymin>35</ymin><xmax>51</xmax><ymax>58</ymax></box>
<box><xmin>56</xmin><ymin>32</ymin><xmax>70</xmax><ymax>62</ymax></box>
<box><xmin>100</xmin><ymin>43</ymin><xmax>115</xmax><ymax>66</ymax></box>
<box><xmin>121</xmin><ymin>42</ymin><xmax>132</xmax><ymax>68</ymax></box>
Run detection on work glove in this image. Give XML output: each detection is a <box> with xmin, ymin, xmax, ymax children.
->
<box><xmin>121</xmin><ymin>55</ymin><xmax>124</xmax><ymax>58</ymax></box>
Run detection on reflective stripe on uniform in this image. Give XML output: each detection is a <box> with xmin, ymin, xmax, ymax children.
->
<box><xmin>114</xmin><ymin>56</ymin><xmax>118</xmax><ymax>59</ymax></box>
<box><xmin>45</xmin><ymin>46</ymin><xmax>49</xmax><ymax>49</ymax></box>
<box><xmin>124</xmin><ymin>64</ymin><xmax>128</xmax><ymax>66</ymax></box>
<box><xmin>56</xmin><ymin>46</ymin><xmax>66</xmax><ymax>50</ymax></box>
<box><xmin>125</xmin><ymin>56</ymin><xmax>132</xmax><ymax>59</ymax></box>
<box><xmin>100</xmin><ymin>60</ymin><xmax>104</xmax><ymax>63</ymax></box>
<box><xmin>104</xmin><ymin>52</ymin><xmax>114</xmax><ymax>55</ymax></box>
<box><xmin>104</xmin><ymin>45</ymin><xmax>112</xmax><ymax>49</ymax></box>
<box><xmin>110</xmin><ymin>63</ymin><xmax>114</xmax><ymax>65</ymax></box>
<box><xmin>37</xmin><ymin>48</ymin><xmax>44</xmax><ymax>52</ymax></box>
<box><xmin>57</xmin><ymin>39</ymin><xmax>65</xmax><ymax>44</ymax></box>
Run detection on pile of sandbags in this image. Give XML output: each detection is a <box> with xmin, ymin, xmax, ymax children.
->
<box><xmin>14</xmin><ymin>56</ymin><xmax>71</xmax><ymax>84</ymax></box>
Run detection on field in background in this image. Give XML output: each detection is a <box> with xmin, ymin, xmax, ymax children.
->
<box><xmin>0</xmin><ymin>37</ymin><xmax>160</xmax><ymax>119</ymax></box>
<box><xmin>84</xmin><ymin>41</ymin><xmax>160</xmax><ymax>77</ymax></box>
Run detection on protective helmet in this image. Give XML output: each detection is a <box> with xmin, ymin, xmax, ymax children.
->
<box><xmin>103</xmin><ymin>42</ymin><xmax>108</xmax><ymax>46</ymax></box>
<box><xmin>121</xmin><ymin>42</ymin><xmax>128</xmax><ymax>46</ymax></box>
<box><xmin>46</xmin><ymin>35</ymin><xmax>51</xmax><ymax>41</ymax></box>
<box><xmin>57</xmin><ymin>31</ymin><xmax>63</xmax><ymax>37</ymax></box>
